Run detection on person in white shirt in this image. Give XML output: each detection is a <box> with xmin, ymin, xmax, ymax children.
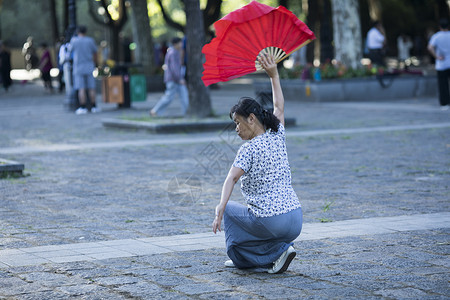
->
<box><xmin>397</xmin><ymin>34</ymin><xmax>413</xmax><ymax>69</ymax></box>
<box><xmin>366</xmin><ymin>21</ymin><xmax>386</xmax><ymax>66</ymax></box>
<box><xmin>428</xmin><ymin>19</ymin><xmax>450</xmax><ymax>110</ymax></box>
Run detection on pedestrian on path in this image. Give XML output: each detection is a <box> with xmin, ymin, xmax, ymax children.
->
<box><xmin>397</xmin><ymin>34</ymin><xmax>413</xmax><ymax>69</ymax></box>
<box><xmin>39</xmin><ymin>43</ymin><xmax>54</xmax><ymax>92</ymax></box>
<box><xmin>212</xmin><ymin>54</ymin><xmax>302</xmax><ymax>274</ymax></box>
<box><xmin>150</xmin><ymin>37</ymin><xmax>189</xmax><ymax>117</ymax></box>
<box><xmin>70</xmin><ymin>25</ymin><xmax>99</xmax><ymax>114</ymax></box>
<box><xmin>428</xmin><ymin>18</ymin><xmax>450</xmax><ymax>110</ymax></box>
<box><xmin>366</xmin><ymin>21</ymin><xmax>386</xmax><ymax>67</ymax></box>
<box><xmin>59</xmin><ymin>39</ymin><xmax>73</xmax><ymax>100</ymax></box>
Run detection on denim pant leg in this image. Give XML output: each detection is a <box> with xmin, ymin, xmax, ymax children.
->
<box><xmin>224</xmin><ymin>201</ymin><xmax>302</xmax><ymax>269</ymax></box>
<box><xmin>178</xmin><ymin>84</ymin><xmax>189</xmax><ymax>114</ymax></box>
<box><xmin>153</xmin><ymin>81</ymin><xmax>177</xmax><ymax>115</ymax></box>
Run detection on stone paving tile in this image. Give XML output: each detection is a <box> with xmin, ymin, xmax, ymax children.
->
<box><xmin>55</xmin><ymin>284</ymin><xmax>111</xmax><ymax>297</ymax></box>
<box><xmin>47</xmin><ymin>255</ymin><xmax>95</xmax><ymax>264</ymax></box>
<box><xmin>0</xmin><ymin>255</ymin><xmax>51</xmax><ymax>267</ymax></box>
<box><xmin>104</xmin><ymin>243</ymin><xmax>173</xmax><ymax>256</ymax></box>
<box><xmin>0</xmin><ymin>279</ymin><xmax>53</xmax><ymax>297</ymax></box>
<box><xmin>113</xmin><ymin>281</ymin><xmax>165</xmax><ymax>298</ymax></box>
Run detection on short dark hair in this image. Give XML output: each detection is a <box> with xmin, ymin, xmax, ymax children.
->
<box><xmin>440</xmin><ymin>18</ymin><xmax>449</xmax><ymax>30</ymax></box>
<box><xmin>171</xmin><ymin>37</ymin><xmax>182</xmax><ymax>45</ymax></box>
<box><xmin>77</xmin><ymin>26</ymin><xmax>87</xmax><ymax>34</ymax></box>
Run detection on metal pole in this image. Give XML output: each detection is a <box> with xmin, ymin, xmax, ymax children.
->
<box><xmin>64</xmin><ymin>0</ymin><xmax>77</xmax><ymax>111</ymax></box>
<box><xmin>67</xmin><ymin>0</ymin><xmax>77</xmax><ymax>39</ymax></box>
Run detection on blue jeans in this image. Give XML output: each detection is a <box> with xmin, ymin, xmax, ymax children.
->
<box><xmin>224</xmin><ymin>201</ymin><xmax>302</xmax><ymax>269</ymax></box>
<box><xmin>153</xmin><ymin>81</ymin><xmax>189</xmax><ymax>115</ymax></box>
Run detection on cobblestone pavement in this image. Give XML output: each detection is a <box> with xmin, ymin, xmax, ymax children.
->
<box><xmin>0</xmin><ymin>79</ymin><xmax>449</xmax><ymax>299</ymax></box>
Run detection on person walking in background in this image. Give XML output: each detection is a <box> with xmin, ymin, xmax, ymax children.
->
<box><xmin>55</xmin><ymin>37</ymin><xmax>65</xmax><ymax>93</ymax></box>
<box><xmin>367</xmin><ymin>21</ymin><xmax>386</xmax><ymax>66</ymax></box>
<box><xmin>70</xmin><ymin>25</ymin><xmax>99</xmax><ymax>114</ymax></box>
<box><xmin>150</xmin><ymin>37</ymin><xmax>189</xmax><ymax>117</ymax></box>
<box><xmin>59</xmin><ymin>39</ymin><xmax>73</xmax><ymax>103</ymax></box>
<box><xmin>39</xmin><ymin>43</ymin><xmax>54</xmax><ymax>92</ymax></box>
<box><xmin>0</xmin><ymin>41</ymin><xmax>12</xmax><ymax>92</ymax></box>
<box><xmin>397</xmin><ymin>34</ymin><xmax>413</xmax><ymax>69</ymax></box>
<box><xmin>428</xmin><ymin>18</ymin><xmax>450</xmax><ymax>111</ymax></box>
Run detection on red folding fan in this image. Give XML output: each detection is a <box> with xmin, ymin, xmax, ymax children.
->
<box><xmin>202</xmin><ymin>1</ymin><xmax>316</xmax><ymax>86</ymax></box>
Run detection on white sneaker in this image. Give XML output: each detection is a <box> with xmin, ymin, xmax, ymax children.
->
<box><xmin>268</xmin><ymin>246</ymin><xmax>296</xmax><ymax>274</ymax></box>
<box><xmin>91</xmin><ymin>107</ymin><xmax>101</xmax><ymax>113</ymax></box>
<box><xmin>75</xmin><ymin>107</ymin><xmax>88</xmax><ymax>115</ymax></box>
<box><xmin>440</xmin><ymin>105</ymin><xmax>449</xmax><ymax>111</ymax></box>
<box><xmin>224</xmin><ymin>260</ymin><xmax>235</xmax><ymax>268</ymax></box>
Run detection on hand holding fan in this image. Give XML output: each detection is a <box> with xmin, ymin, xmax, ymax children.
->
<box><xmin>202</xmin><ymin>1</ymin><xmax>315</xmax><ymax>86</ymax></box>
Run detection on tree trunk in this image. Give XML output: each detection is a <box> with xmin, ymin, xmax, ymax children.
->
<box><xmin>129</xmin><ymin>0</ymin><xmax>154</xmax><ymax>76</ymax></box>
<box><xmin>436</xmin><ymin>0</ymin><xmax>450</xmax><ymax>20</ymax></box>
<box><xmin>307</xmin><ymin>0</ymin><xmax>320</xmax><ymax>64</ymax></box>
<box><xmin>203</xmin><ymin>0</ymin><xmax>222</xmax><ymax>33</ymax></box>
<box><xmin>63</xmin><ymin>0</ymin><xmax>69</xmax><ymax>37</ymax></box>
<box><xmin>320</xmin><ymin>0</ymin><xmax>333</xmax><ymax>63</ymax></box>
<box><xmin>331</xmin><ymin>0</ymin><xmax>362</xmax><ymax>69</ymax></box>
<box><xmin>93</xmin><ymin>0</ymin><xmax>128</xmax><ymax>62</ymax></box>
<box><xmin>157</xmin><ymin>0</ymin><xmax>223</xmax><ymax>37</ymax></box>
<box><xmin>111</xmin><ymin>26</ymin><xmax>120</xmax><ymax>62</ymax></box>
<box><xmin>279</xmin><ymin>0</ymin><xmax>288</xmax><ymax>8</ymax></box>
<box><xmin>49</xmin><ymin>0</ymin><xmax>59</xmax><ymax>45</ymax></box>
<box><xmin>367</xmin><ymin>0</ymin><xmax>382</xmax><ymax>21</ymax></box>
<box><xmin>185</xmin><ymin>0</ymin><xmax>212</xmax><ymax>118</ymax></box>
<box><xmin>66</xmin><ymin>0</ymin><xmax>77</xmax><ymax>41</ymax></box>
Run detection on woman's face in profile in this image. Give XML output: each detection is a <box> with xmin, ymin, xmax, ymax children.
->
<box><xmin>232</xmin><ymin>113</ymin><xmax>255</xmax><ymax>140</ymax></box>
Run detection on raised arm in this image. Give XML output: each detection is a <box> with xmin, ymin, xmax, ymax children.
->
<box><xmin>258</xmin><ymin>54</ymin><xmax>285</xmax><ymax>126</ymax></box>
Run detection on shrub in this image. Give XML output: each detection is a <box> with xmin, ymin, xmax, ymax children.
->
<box><xmin>280</xmin><ymin>62</ymin><xmax>381</xmax><ymax>81</ymax></box>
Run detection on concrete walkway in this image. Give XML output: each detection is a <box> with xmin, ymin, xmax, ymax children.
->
<box><xmin>1</xmin><ymin>212</ymin><xmax>448</xmax><ymax>268</ymax></box>
<box><xmin>1</xmin><ymin>122</ymin><xmax>449</xmax><ymax>155</ymax></box>
<box><xmin>0</xmin><ymin>79</ymin><xmax>449</xmax><ymax>299</ymax></box>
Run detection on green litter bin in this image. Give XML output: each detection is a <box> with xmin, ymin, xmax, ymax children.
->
<box><xmin>130</xmin><ymin>75</ymin><xmax>147</xmax><ymax>102</ymax></box>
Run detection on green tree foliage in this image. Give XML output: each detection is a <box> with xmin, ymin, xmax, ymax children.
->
<box><xmin>148</xmin><ymin>0</ymin><xmax>280</xmax><ymax>41</ymax></box>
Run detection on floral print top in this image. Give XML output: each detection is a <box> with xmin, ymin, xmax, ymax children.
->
<box><xmin>233</xmin><ymin>123</ymin><xmax>301</xmax><ymax>217</ymax></box>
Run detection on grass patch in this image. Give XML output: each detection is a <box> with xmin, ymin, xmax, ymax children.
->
<box><xmin>0</xmin><ymin>171</ymin><xmax>28</xmax><ymax>180</ymax></box>
<box><xmin>322</xmin><ymin>200</ymin><xmax>334</xmax><ymax>213</ymax></box>
<box><xmin>120</xmin><ymin>114</ymin><xmax>230</xmax><ymax>124</ymax></box>
<box><xmin>319</xmin><ymin>218</ymin><xmax>333</xmax><ymax>223</ymax></box>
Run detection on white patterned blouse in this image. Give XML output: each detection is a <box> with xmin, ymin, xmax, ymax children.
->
<box><xmin>233</xmin><ymin>123</ymin><xmax>301</xmax><ymax>217</ymax></box>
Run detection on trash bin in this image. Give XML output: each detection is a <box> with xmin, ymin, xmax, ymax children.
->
<box><xmin>130</xmin><ymin>75</ymin><xmax>147</xmax><ymax>102</ymax></box>
<box><xmin>111</xmin><ymin>65</ymin><xmax>131</xmax><ymax>108</ymax></box>
<box><xmin>102</xmin><ymin>76</ymin><xmax>124</xmax><ymax>104</ymax></box>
